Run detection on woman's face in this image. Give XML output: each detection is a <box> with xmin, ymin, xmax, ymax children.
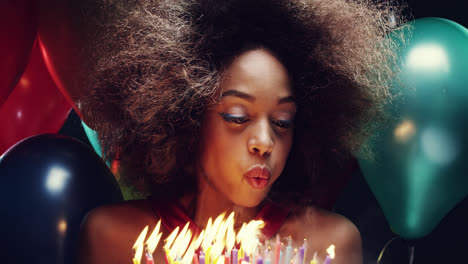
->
<box><xmin>199</xmin><ymin>49</ymin><xmax>296</xmax><ymax>207</ymax></box>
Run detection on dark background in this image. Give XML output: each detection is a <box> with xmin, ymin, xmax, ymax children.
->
<box><xmin>58</xmin><ymin>1</ymin><xmax>468</xmax><ymax>263</ymax></box>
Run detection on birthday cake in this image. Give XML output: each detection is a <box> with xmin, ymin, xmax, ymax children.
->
<box><xmin>132</xmin><ymin>212</ymin><xmax>335</xmax><ymax>264</ymax></box>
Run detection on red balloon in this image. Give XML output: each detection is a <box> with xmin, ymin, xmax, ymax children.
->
<box><xmin>0</xmin><ymin>0</ymin><xmax>37</xmax><ymax>107</ymax></box>
<box><xmin>0</xmin><ymin>40</ymin><xmax>71</xmax><ymax>155</ymax></box>
<box><xmin>37</xmin><ymin>0</ymin><xmax>93</xmax><ymax>125</ymax></box>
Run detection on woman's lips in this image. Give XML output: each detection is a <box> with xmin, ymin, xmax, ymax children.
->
<box><xmin>244</xmin><ymin>166</ymin><xmax>271</xmax><ymax>189</ymax></box>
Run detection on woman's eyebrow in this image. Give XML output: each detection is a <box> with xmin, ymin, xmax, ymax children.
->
<box><xmin>221</xmin><ymin>90</ymin><xmax>255</xmax><ymax>102</ymax></box>
<box><xmin>278</xmin><ymin>95</ymin><xmax>295</xmax><ymax>105</ymax></box>
<box><xmin>221</xmin><ymin>90</ymin><xmax>295</xmax><ymax>104</ymax></box>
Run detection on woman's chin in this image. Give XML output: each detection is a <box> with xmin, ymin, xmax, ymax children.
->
<box><xmin>231</xmin><ymin>193</ymin><xmax>267</xmax><ymax>208</ymax></box>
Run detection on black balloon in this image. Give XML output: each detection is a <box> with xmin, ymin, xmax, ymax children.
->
<box><xmin>0</xmin><ymin>134</ymin><xmax>123</xmax><ymax>263</ymax></box>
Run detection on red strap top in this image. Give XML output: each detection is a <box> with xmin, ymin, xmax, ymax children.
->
<box><xmin>150</xmin><ymin>199</ymin><xmax>290</xmax><ymax>240</ymax></box>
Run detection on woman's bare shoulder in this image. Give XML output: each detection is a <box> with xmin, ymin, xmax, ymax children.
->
<box><xmin>282</xmin><ymin>206</ymin><xmax>362</xmax><ymax>264</ymax></box>
<box><xmin>77</xmin><ymin>200</ymin><xmax>161</xmax><ymax>264</ymax></box>
<box><xmin>82</xmin><ymin>200</ymin><xmax>158</xmax><ymax>236</ymax></box>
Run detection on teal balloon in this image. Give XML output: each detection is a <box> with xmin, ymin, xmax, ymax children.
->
<box><xmin>359</xmin><ymin>18</ymin><xmax>468</xmax><ymax>239</ymax></box>
<box><xmin>82</xmin><ymin>120</ymin><xmax>111</xmax><ymax>167</ymax></box>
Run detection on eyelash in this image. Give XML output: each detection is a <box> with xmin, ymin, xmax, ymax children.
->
<box><xmin>220</xmin><ymin>113</ymin><xmax>248</xmax><ymax>124</ymax></box>
<box><xmin>218</xmin><ymin>113</ymin><xmax>293</xmax><ymax>128</ymax></box>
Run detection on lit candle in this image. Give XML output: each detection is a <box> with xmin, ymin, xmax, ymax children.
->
<box><xmin>216</xmin><ymin>256</ymin><xmax>225</xmax><ymax>264</ymax></box>
<box><xmin>193</xmin><ymin>254</ymin><xmax>200</xmax><ymax>264</ymax></box>
<box><xmin>323</xmin><ymin>245</ymin><xmax>335</xmax><ymax>264</ymax></box>
<box><xmin>232</xmin><ymin>248</ymin><xmax>238</xmax><ymax>264</ymax></box>
<box><xmin>292</xmin><ymin>248</ymin><xmax>298</xmax><ymax>264</ymax></box>
<box><xmin>257</xmin><ymin>257</ymin><xmax>264</xmax><ymax>264</ymax></box>
<box><xmin>283</xmin><ymin>237</ymin><xmax>292</xmax><ymax>264</ymax></box>
<box><xmin>298</xmin><ymin>239</ymin><xmax>306</xmax><ymax>264</ymax></box>
<box><xmin>265</xmin><ymin>247</ymin><xmax>272</xmax><ymax>264</ymax></box>
<box><xmin>164</xmin><ymin>247</ymin><xmax>175</xmax><ymax>264</ymax></box>
<box><xmin>164</xmin><ymin>248</ymin><xmax>171</xmax><ymax>264</ymax></box>
<box><xmin>277</xmin><ymin>250</ymin><xmax>282</xmax><ymax>264</ymax></box>
<box><xmin>274</xmin><ymin>235</ymin><xmax>281</xmax><ymax>264</ymax></box>
<box><xmin>133</xmin><ymin>226</ymin><xmax>148</xmax><ymax>264</ymax></box>
<box><xmin>206</xmin><ymin>246</ymin><xmax>212</xmax><ymax>264</ymax></box>
<box><xmin>145</xmin><ymin>250</ymin><xmax>154</xmax><ymax>264</ymax></box>
<box><xmin>200</xmin><ymin>252</ymin><xmax>206</xmax><ymax>264</ymax></box>
<box><xmin>225</xmin><ymin>251</ymin><xmax>231</xmax><ymax>264</ymax></box>
<box><xmin>309</xmin><ymin>252</ymin><xmax>317</xmax><ymax>264</ymax></box>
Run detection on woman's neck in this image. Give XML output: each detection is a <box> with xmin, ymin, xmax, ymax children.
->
<box><xmin>179</xmin><ymin>174</ymin><xmax>260</xmax><ymax>231</ymax></box>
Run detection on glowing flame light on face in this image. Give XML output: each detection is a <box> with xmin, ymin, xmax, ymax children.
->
<box><xmin>326</xmin><ymin>244</ymin><xmax>335</xmax><ymax>259</ymax></box>
<box><xmin>133</xmin><ymin>226</ymin><xmax>149</xmax><ymax>263</ymax></box>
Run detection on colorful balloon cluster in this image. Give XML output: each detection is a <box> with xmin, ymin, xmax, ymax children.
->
<box><xmin>1</xmin><ymin>2</ymin><xmax>123</xmax><ymax>263</ymax></box>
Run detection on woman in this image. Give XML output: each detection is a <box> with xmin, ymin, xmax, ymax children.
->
<box><xmin>77</xmin><ymin>0</ymin><xmax>404</xmax><ymax>263</ymax></box>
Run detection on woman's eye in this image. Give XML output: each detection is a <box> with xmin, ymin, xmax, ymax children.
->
<box><xmin>218</xmin><ymin>113</ymin><xmax>248</xmax><ymax>124</ymax></box>
<box><xmin>273</xmin><ymin>119</ymin><xmax>293</xmax><ymax>128</ymax></box>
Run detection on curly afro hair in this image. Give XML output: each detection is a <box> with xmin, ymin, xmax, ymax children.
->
<box><xmin>80</xmin><ymin>0</ymin><xmax>407</xmax><ymax>203</ymax></box>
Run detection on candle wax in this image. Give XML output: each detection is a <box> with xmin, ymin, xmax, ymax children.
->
<box><xmin>232</xmin><ymin>249</ymin><xmax>238</xmax><ymax>264</ymax></box>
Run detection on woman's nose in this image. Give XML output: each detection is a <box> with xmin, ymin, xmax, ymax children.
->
<box><xmin>248</xmin><ymin>119</ymin><xmax>274</xmax><ymax>156</ymax></box>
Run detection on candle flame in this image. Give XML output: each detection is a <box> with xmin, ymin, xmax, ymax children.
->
<box><xmin>146</xmin><ymin>220</ymin><xmax>162</xmax><ymax>254</ymax></box>
<box><xmin>133</xmin><ymin>225</ymin><xmax>149</xmax><ymax>263</ymax></box>
<box><xmin>212</xmin><ymin>213</ymin><xmax>230</xmax><ymax>261</ymax></box>
<box><xmin>225</xmin><ymin>212</ymin><xmax>236</xmax><ymax>252</ymax></box>
<box><xmin>236</xmin><ymin>223</ymin><xmax>247</xmax><ymax>244</ymax></box>
<box><xmin>176</xmin><ymin>229</ymin><xmax>193</xmax><ymax>260</ymax></box>
<box><xmin>214</xmin><ymin>217</ymin><xmax>228</xmax><ymax>246</ymax></box>
<box><xmin>211</xmin><ymin>212</ymin><xmax>226</xmax><ymax>239</ymax></box>
<box><xmin>202</xmin><ymin>218</ymin><xmax>214</xmax><ymax>252</ymax></box>
<box><xmin>165</xmin><ymin>226</ymin><xmax>180</xmax><ymax>250</ymax></box>
<box><xmin>133</xmin><ymin>211</ymin><xmax>269</xmax><ymax>263</ymax></box>
<box><xmin>238</xmin><ymin>219</ymin><xmax>264</xmax><ymax>256</ymax></box>
<box><xmin>169</xmin><ymin>222</ymin><xmax>191</xmax><ymax>259</ymax></box>
<box><xmin>215</xmin><ymin>256</ymin><xmax>225</xmax><ymax>264</ymax></box>
<box><xmin>193</xmin><ymin>230</ymin><xmax>205</xmax><ymax>250</ymax></box>
<box><xmin>181</xmin><ymin>231</ymin><xmax>204</xmax><ymax>264</ymax></box>
<box><xmin>326</xmin><ymin>244</ymin><xmax>335</xmax><ymax>259</ymax></box>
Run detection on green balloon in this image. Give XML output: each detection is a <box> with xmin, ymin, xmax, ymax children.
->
<box><xmin>82</xmin><ymin>120</ymin><xmax>102</xmax><ymax>157</ymax></box>
<box><xmin>359</xmin><ymin>18</ymin><xmax>468</xmax><ymax>239</ymax></box>
<box><xmin>81</xmin><ymin>120</ymin><xmax>111</xmax><ymax>167</ymax></box>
